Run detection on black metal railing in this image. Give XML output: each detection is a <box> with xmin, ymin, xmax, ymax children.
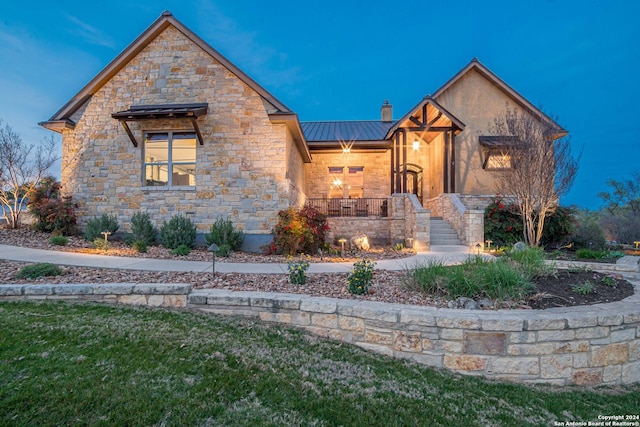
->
<box><xmin>305</xmin><ymin>198</ymin><xmax>389</xmax><ymax>218</ymax></box>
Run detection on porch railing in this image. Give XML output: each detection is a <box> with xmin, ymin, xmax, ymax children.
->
<box><xmin>304</xmin><ymin>198</ymin><xmax>389</xmax><ymax>218</ymax></box>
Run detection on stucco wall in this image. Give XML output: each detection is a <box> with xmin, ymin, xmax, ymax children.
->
<box><xmin>435</xmin><ymin>68</ymin><xmax>528</xmax><ymax>196</ymax></box>
<box><xmin>61</xmin><ymin>25</ymin><xmax>302</xmax><ymax>238</ymax></box>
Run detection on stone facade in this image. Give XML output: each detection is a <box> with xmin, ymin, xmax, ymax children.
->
<box><xmin>426</xmin><ymin>194</ymin><xmax>484</xmax><ymax>246</ymax></box>
<box><xmin>54</xmin><ymin>23</ymin><xmax>307</xmax><ymax>251</ymax></box>
<box><xmin>188</xmin><ymin>286</ymin><xmax>640</xmax><ymax>386</ymax></box>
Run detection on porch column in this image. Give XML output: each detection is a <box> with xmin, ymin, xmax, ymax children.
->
<box><xmin>402</xmin><ymin>129</ymin><xmax>408</xmax><ymax>194</ymax></box>
<box><xmin>450</xmin><ymin>130</ymin><xmax>456</xmax><ymax>193</ymax></box>
<box><xmin>394</xmin><ymin>132</ymin><xmax>401</xmax><ymax>193</ymax></box>
<box><xmin>443</xmin><ymin>130</ymin><xmax>450</xmax><ymax>193</ymax></box>
<box><xmin>390</xmin><ymin>133</ymin><xmax>395</xmax><ymax>194</ymax></box>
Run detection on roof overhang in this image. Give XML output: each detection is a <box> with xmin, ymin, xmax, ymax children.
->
<box><xmin>111</xmin><ymin>103</ymin><xmax>208</xmax><ymax>147</ymax></box>
<box><xmin>478</xmin><ymin>135</ymin><xmax>520</xmax><ymax>149</ymax></box>
<box><xmin>268</xmin><ymin>112</ymin><xmax>312</xmax><ymax>163</ymax></box>
<box><xmin>306</xmin><ymin>140</ymin><xmax>391</xmax><ymax>151</ymax></box>
<box><xmin>37</xmin><ymin>119</ymin><xmax>76</xmax><ymax>133</ymax></box>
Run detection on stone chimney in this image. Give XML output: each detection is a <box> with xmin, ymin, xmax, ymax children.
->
<box><xmin>381</xmin><ymin>100</ymin><xmax>392</xmax><ymax>122</ymax></box>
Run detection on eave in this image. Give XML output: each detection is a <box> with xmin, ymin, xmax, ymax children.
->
<box><xmin>268</xmin><ymin>112</ymin><xmax>312</xmax><ymax>163</ymax></box>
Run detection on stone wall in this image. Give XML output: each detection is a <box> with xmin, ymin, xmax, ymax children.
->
<box><xmin>327</xmin><ymin>217</ymin><xmax>391</xmax><ymax>246</ymax></box>
<box><xmin>426</xmin><ymin>194</ymin><xmax>484</xmax><ymax>246</ymax></box>
<box><xmin>188</xmin><ymin>288</ymin><xmax>640</xmax><ymax>386</ymax></box>
<box><xmin>60</xmin><ymin>25</ymin><xmax>304</xmax><ymax>247</ymax></box>
<box><xmin>0</xmin><ymin>283</ymin><xmax>190</xmax><ymax>308</ymax></box>
<box><xmin>304</xmin><ymin>151</ymin><xmax>390</xmax><ymax>199</ymax></box>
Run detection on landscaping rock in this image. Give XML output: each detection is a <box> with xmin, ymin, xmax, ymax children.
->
<box><xmin>350</xmin><ymin>232</ymin><xmax>370</xmax><ymax>251</ymax></box>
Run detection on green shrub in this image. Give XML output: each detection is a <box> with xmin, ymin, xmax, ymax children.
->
<box><xmin>49</xmin><ymin>235</ymin><xmax>68</xmax><ymax>246</ymax></box>
<box><xmin>287</xmin><ymin>257</ymin><xmax>310</xmax><ymax>285</ymax></box>
<box><xmin>170</xmin><ymin>244</ymin><xmax>191</xmax><ymax>256</ymax></box>
<box><xmin>84</xmin><ymin>214</ymin><xmax>119</xmax><ymax>242</ymax></box>
<box><xmin>541</xmin><ymin>206</ymin><xmax>576</xmax><ymax>247</ymax></box>
<box><xmin>347</xmin><ymin>259</ymin><xmax>375</xmax><ymax>295</ymax></box>
<box><xmin>27</xmin><ymin>177</ymin><xmax>78</xmax><ymax>236</ymax></box>
<box><xmin>575</xmin><ymin>248</ymin><xmax>623</xmax><ymax>260</ymax></box>
<box><xmin>205</xmin><ymin>218</ymin><xmax>244</xmax><ymax>254</ymax></box>
<box><xmin>572</xmin><ymin>210</ymin><xmax>606</xmax><ymax>250</ymax></box>
<box><xmin>484</xmin><ymin>196</ymin><xmax>523</xmax><ymax>246</ymax></box>
<box><xmin>572</xmin><ymin>281</ymin><xmax>594</xmax><ymax>295</ymax></box>
<box><xmin>214</xmin><ymin>243</ymin><xmax>232</xmax><ymax>257</ymax></box>
<box><xmin>92</xmin><ymin>237</ymin><xmax>110</xmax><ymax>251</ymax></box>
<box><xmin>132</xmin><ymin>240</ymin><xmax>148</xmax><ymax>253</ymax></box>
<box><xmin>16</xmin><ymin>263</ymin><xmax>62</xmax><ymax>279</ymax></box>
<box><xmin>159</xmin><ymin>215</ymin><xmax>196</xmax><ymax>250</ymax></box>
<box><xmin>270</xmin><ymin>207</ymin><xmax>329</xmax><ymax>255</ymax></box>
<box><xmin>130</xmin><ymin>212</ymin><xmax>157</xmax><ymax>246</ymax></box>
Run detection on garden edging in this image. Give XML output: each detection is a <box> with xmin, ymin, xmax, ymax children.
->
<box><xmin>1</xmin><ymin>280</ymin><xmax>639</xmax><ymax>386</ymax></box>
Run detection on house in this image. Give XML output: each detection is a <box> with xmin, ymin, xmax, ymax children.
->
<box><xmin>40</xmin><ymin>11</ymin><xmax>566</xmax><ymax>252</ymax></box>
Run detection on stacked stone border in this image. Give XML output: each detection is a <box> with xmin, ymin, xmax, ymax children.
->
<box><xmin>1</xmin><ymin>280</ymin><xmax>639</xmax><ymax>386</ymax></box>
<box><xmin>0</xmin><ymin>283</ymin><xmax>189</xmax><ymax>308</ymax></box>
<box><xmin>187</xmin><ymin>286</ymin><xmax>640</xmax><ymax>386</ymax></box>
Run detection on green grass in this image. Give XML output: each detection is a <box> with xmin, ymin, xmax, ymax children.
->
<box><xmin>1</xmin><ymin>301</ymin><xmax>638</xmax><ymax>426</ymax></box>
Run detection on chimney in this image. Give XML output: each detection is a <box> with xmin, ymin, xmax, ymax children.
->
<box><xmin>381</xmin><ymin>100</ymin><xmax>392</xmax><ymax>122</ymax></box>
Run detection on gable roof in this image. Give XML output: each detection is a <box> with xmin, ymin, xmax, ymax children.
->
<box><xmin>433</xmin><ymin>58</ymin><xmax>567</xmax><ymax>136</ymax></box>
<box><xmin>40</xmin><ymin>11</ymin><xmax>292</xmax><ymax>129</ymax></box>
<box><xmin>384</xmin><ymin>96</ymin><xmax>465</xmax><ymax>140</ymax></box>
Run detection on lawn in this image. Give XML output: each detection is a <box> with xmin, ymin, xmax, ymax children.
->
<box><xmin>1</xmin><ymin>301</ymin><xmax>638</xmax><ymax>426</ymax></box>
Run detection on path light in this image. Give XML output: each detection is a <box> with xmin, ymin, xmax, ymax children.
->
<box><xmin>634</xmin><ymin>241</ymin><xmax>640</xmax><ymax>250</ymax></box>
<box><xmin>338</xmin><ymin>238</ymin><xmax>347</xmax><ymax>254</ymax></box>
<box><xmin>100</xmin><ymin>230</ymin><xmax>111</xmax><ymax>251</ymax></box>
<box><xmin>485</xmin><ymin>239</ymin><xmax>493</xmax><ymax>250</ymax></box>
<box><xmin>475</xmin><ymin>242</ymin><xmax>482</xmax><ymax>255</ymax></box>
<box><xmin>207</xmin><ymin>243</ymin><xmax>219</xmax><ymax>276</ymax></box>
<box><xmin>406</xmin><ymin>237</ymin><xmax>414</xmax><ymax>249</ymax></box>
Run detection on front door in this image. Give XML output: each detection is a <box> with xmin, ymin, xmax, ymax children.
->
<box><xmin>398</xmin><ymin>163</ymin><xmax>423</xmax><ymax>204</ymax></box>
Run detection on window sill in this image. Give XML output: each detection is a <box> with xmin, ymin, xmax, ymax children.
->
<box><xmin>141</xmin><ymin>186</ymin><xmax>196</xmax><ymax>192</ymax></box>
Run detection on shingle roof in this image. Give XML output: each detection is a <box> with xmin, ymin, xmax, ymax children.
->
<box><xmin>301</xmin><ymin>120</ymin><xmax>395</xmax><ymax>142</ymax></box>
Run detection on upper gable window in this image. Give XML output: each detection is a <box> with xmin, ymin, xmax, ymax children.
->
<box><xmin>484</xmin><ymin>151</ymin><xmax>513</xmax><ymax>170</ymax></box>
<box><xmin>144</xmin><ymin>132</ymin><xmax>196</xmax><ymax>186</ymax></box>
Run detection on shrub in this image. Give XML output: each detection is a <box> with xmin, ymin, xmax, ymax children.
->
<box><xmin>271</xmin><ymin>207</ymin><xmax>328</xmax><ymax>255</ymax></box>
<box><xmin>130</xmin><ymin>212</ymin><xmax>157</xmax><ymax>246</ymax></box>
<box><xmin>16</xmin><ymin>263</ymin><xmax>62</xmax><ymax>279</ymax></box>
<box><xmin>572</xmin><ymin>210</ymin><xmax>606</xmax><ymax>250</ymax></box>
<box><xmin>92</xmin><ymin>237</ymin><xmax>110</xmax><ymax>251</ymax></box>
<box><xmin>84</xmin><ymin>214</ymin><xmax>119</xmax><ymax>242</ymax></box>
<box><xmin>572</xmin><ymin>281</ymin><xmax>594</xmax><ymax>295</ymax></box>
<box><xmin>27</xmin><ymin>177</ymin><xmax>78</xmax><ymax>236</ymax></box>
<box><xmin>505</xmin><ymin>246</ymin><xmax>550</xmax><ymax>280</ymax></box>
<box><xmin>214</xmin><ymin>243</ymin><xmax>232</xmax><ymax>257</ymax></box>
<box><xmin>159</xmin><ymin>215</ymin><xmax>196</xmax><ymax>250</ymax></box>
<box><xmin>132</xmin><ymin>240</ymin><xmax>147</xmax><ymax>253</ymax></box>
<box><xmin>170</xmin><ymin>244</ymin><xmax>191</xmax><ymax>256</ymax></box>
<box><xmin>205</xmin><ymin>218</ymin><xmax>244</xmax><ymax>254</ymax></box>
<box><xmin>541</xmin><ymin>206</ymin><xmax>576</xmax><ymax>247</ymax></box>
<box><xmin>49</xmin><ymin>235</ymin><xmax>68</xmax><ymax>246</ymax></box>
<box><xmin>484</xmin><ymin>196</ymin><xmax>523</xmax><ymax>246</ymax></box>
<box><xmin>287</xmin><ymin>257</ymin><xmax>310</xmax><ymax>285</ymax></box>
<box><xmin>347</xmin><ymin>259</ymin><xmax>375</xmax><ymax>295</ymax></box>
<box><xmin>575</xmin><ymin>248</ymin><xmax>623</xmax><ymax>260</ymax></box>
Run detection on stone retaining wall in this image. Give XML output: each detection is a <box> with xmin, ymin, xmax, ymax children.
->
<box><xmin>188</xmin><ymin>288</ymin><xmax>640</xmax><ymax>386</ymax></box>
<box><xmin>0</xmin><ymin>283</ymin><xmax>190</xmax><ymax>308</ymax></box>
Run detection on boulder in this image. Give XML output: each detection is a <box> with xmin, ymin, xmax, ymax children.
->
<box><xmin>350</xmin><ymin>233</ymin><xmax>370</xmax><ymax>251</ymax></box>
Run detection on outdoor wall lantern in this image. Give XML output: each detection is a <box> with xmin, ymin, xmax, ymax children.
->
<box><xmin>474</xmin><ymin>242</ymin><xmax>483</xmax><ymax>255</ymax></box>
<box><xmin>207</xmin><ymin>243</ymin><xmax>219</xmax><ymax>275</ymax></box>
<box><xmin>412</xmin><ymin>139</ymin><xmax>420</xmax><ymax>151</ymax></box>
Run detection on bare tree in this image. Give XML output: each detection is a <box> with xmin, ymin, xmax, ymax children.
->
<box><xmin>0</xmin><ymin>120</ymin><xmax>58</xmax><ymax>229</ymax></box>
<box><xmin>490</xmin><ymin>108</ymin><xmax>580</xmax><ymax>247</ymax></box>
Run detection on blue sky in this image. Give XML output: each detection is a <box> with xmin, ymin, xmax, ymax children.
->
<box><xmin>1</xmin><ymin>0</ymin><xmax>638</xmax><ymax>209</ymax></box>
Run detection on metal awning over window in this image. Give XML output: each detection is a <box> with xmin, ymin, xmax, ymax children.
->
<box><xmin>478</xmin><ymin>135</ymin><xmax>519</xmax><ymax>149</ymax></box>
<box><xmin>112</xmin><ymin>103</ymin><xmax>208</xmax><ymax>146</ymax></box>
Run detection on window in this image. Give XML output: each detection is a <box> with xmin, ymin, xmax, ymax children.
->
<box><xmin>327</xmin><ymin>166</ymin><xmax>364</xmax><ymax>198</ymax></box>
<box><xmin>144</xmin><ymin>132</ymin><xmax>196</xmax><ymax>186</ymax></box>
<box><xmin>483</xmin><ymin>151</ymin><xmax>513</xmax><ymax>170</ymax></box>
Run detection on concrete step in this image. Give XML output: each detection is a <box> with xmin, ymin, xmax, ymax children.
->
<box><xmin>430</xmin><ymin>218</ymin><xmax>462</xmax><ymax>245</ymax></box>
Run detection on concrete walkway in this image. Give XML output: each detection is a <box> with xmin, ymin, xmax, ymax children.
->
<box><xmin>0</xmin><ymin>244</ymin><xmax>477</xmax><ymax>274</ymax></box>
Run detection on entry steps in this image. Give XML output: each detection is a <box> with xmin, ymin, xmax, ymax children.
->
<box><xmin>430</xmin><ymin>217</ymin><xmax>462</xmax><ymax>245</ymax></box>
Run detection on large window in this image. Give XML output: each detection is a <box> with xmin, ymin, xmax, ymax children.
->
<box><xmin>328</xmin><ymin>166</ymin><xmax>364</xmax><ymax>198</ymax></box>
<box><xmin>483</xmin><ymin>151</ymin><xmax>513</xmax><ymax>170</ymax></box>
<box><xmin>144</xmin><ymin>132</ymin><xmax>196</xmax><ymax>186</ymax></box>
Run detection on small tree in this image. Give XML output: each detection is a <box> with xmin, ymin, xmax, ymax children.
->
<box><xmin>0</xmin><ymin>120</ymin><xmax>58</xmax><ymax>229</ymax></box>
<box><xmin>598</xmin><ymin>171</ymin><xmax>640</xmax><ymax>243</ymax></box>
<box><xmin>490</xmin><ymin>108</ymin><xmax>580</xmax><ymax>247</ymax></box>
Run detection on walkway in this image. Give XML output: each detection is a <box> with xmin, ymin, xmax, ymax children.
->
<box><xmin>0</xmin><ymin>244</ymin><xmax>477</xmax><ymax>274</ymax></box>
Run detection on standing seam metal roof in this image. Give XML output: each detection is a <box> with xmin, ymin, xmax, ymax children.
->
<box><xmin>301</xmin><ymin>120</ymin><xmax>396</xmax><ymax>142</ymax></box>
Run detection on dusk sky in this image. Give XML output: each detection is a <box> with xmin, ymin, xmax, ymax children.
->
<box><xmin>1</xmin><ymin>0</ymin><xmax>638</xmax><ymax>209</ymax></box>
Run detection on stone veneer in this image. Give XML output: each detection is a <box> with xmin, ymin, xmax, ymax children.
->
<box><xmin>0</xmin><ymin>283</ymin><xmax>190</xmax><ymax>308</ymax></box>
<box><xmin>188</xmin><ymin>279</ymin><xmax>640</xmax><ymax>386</ymax></box>
<box><xmin>426</xmin><ymin>194</ymin><xmax>484</xmax><ymax>246</ymax></box>
<box><xmin>60</xmin><ymin>25</ymin><xmax>306</xmax><ymax>249</ymax></box>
